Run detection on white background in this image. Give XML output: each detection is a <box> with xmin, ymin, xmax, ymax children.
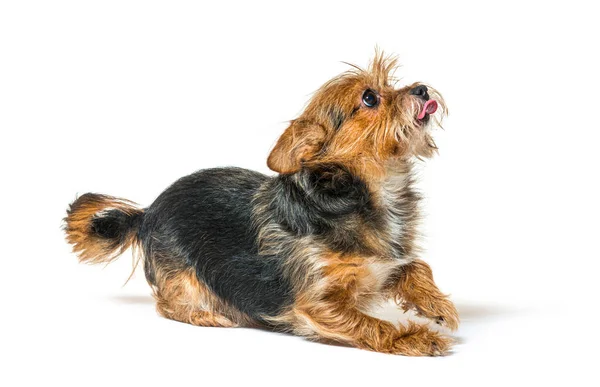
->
<box><xmin>1</xmin><ymin>1</ymin><xmax>599</xmax><ymax>386</ymax></box>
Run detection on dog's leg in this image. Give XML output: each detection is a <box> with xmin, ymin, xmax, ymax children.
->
<box><xmin>152</xmin><ymin>268</ymin><xmax>244</xmax><ymax>327</ymax></box>
<box><xmin>286</xmin><ymin>296</ymin><xmax>452</xmax><ymax>356</ymax></box>
<box><xmin>392</xmin><ymin>259</ymin><xmax>459</xmax><ymax>330</ymax></box>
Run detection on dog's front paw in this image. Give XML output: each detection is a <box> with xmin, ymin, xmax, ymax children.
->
<box><xmin>391</xmin><ymin>326</ymin><xmax>454</xmax><ymax>356</ymax></box>
<box><xmin>404</xmin><ymin>297</ymin><xmax>460</xmax><ymax>331</ymax></box>
<box><xmin>427</xmin><ymin>298</ymin><xmax>459</xmax><ymax>331</ymax></box>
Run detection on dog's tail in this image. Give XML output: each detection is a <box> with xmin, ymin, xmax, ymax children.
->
<box><xmin>64</xmin><ymin>193</ymin><xmax>144</xmax><ymax>264</ymax></box>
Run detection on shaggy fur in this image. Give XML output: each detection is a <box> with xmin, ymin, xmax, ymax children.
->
<box><xmin>64</xmin><ymin>52</ymin><xmax>458</xmax><ymax>356</ymax></box>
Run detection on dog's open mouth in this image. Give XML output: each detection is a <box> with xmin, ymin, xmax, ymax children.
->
<box><xmin>417</xmin><ymin>100</ymin><xmax>438</xmax><ymax>120</ymax></box>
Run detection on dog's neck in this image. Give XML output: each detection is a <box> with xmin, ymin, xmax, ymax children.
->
<box><xmin>340</xmin><ymin>158</ymin><xmax>420</xmax><ymax>262</ymax></box>
<box><xmin>260</xmin><ymin>159</ymin><xmax>419</xmax><ymax>261</ymax></box>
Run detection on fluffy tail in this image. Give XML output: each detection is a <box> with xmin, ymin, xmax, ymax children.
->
<box><xmin>64</xmin><ymin>193</ymin><xmax>144</xmax><ymax>264</ymax></box>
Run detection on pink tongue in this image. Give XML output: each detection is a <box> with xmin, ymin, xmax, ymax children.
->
<box><xmin>417</xmin><ymin>99</ymin><xmax>438</xmax><ymax>120</ymax></box>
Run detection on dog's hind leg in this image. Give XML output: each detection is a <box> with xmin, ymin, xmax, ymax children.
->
<box><xmin>152</xmin><ymin>267</ymin><xmax>250</xmax><ymax>327</ymax></box>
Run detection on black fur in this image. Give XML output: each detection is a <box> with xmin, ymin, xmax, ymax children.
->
<box><xmin>328</xmin><ymin>106</ymin><xmax>346</xmax><ymax>131</ymax></box>
<box><xmin>92</xmin><ymin>209</ymin><xmax>141</xmax><ymax>240</ymax></box>
<box><xmin>264</xmin><ymin>164</ymin><xmax>381</xmax><ymax>253</ymax></box>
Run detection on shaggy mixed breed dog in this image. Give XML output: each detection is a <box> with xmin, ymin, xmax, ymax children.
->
<box><xmin>65</xmin><ymin>53</ymin><xmax>459</xmax><ymax>356</ymax></box>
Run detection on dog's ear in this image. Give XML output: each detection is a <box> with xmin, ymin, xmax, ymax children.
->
<box><xmin>267</xmin><ymin>121</ymin><xmax>326</xmax><ymax>174</ymax></box>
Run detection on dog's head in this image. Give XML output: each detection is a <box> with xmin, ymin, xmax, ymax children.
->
<box><xmin>267</xmin><ymin>52</ymin><xmax>446</xmax><ymax>177</ymax></box>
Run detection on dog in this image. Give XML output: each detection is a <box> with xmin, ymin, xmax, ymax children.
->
<box><xmin>64</xmin><ymin>52</ymin><xmax>459</xmax><ymax>356</ymax></box>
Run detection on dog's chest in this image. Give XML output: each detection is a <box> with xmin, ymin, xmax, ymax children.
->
<box><xmin>362</xmin><ymin>259</ymin><xmax>403</xmax><ymax>291</ymax></box>
<box><xmin>380</xmin><ymin>171</ymin><xmax>409</xmax><ymax>227</ymax></box>
<box><xmin>376</xmin><ymin>170</ymin><xmax>416</xmax><ymax>260</ymax></box>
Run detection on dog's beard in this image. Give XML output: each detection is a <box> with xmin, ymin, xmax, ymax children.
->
<box><xmin>393</xmin><ymin>86</ymin><xmax>446</xmax><ymax>159</ymax></box>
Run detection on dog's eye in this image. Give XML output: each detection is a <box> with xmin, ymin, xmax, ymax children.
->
<box><xmin>362</xmin><ymin>89</ymin><xmax>379</xmax><ymax>108</ymax></box>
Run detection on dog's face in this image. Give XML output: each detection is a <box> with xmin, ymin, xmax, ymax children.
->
<box><xmin>268</xmin><ymin>53</ymin><xmax>446</xmax><ymax>177</ymax></box>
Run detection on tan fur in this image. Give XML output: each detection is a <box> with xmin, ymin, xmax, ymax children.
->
<box><xmin>267</xmin><ymin>52</ymin><xmax>447</xmax><ymax>189</ymax></box>
<box><xmin>152</xmin><ymin>267</ymin><xmax>252</xmax><ymax>327</ymax></box>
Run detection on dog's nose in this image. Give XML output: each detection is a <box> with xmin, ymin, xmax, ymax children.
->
<box><xmin>410</xmin><ymin>85</ymin><xmax>429</xmax><ymax>100</ymax></box>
